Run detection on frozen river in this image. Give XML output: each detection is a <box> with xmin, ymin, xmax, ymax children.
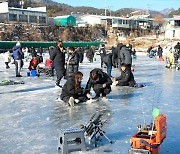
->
<box><xmin>0</xmin><ymin>52</ymin><xmax>179</xmax><ymax>154</ymax></box>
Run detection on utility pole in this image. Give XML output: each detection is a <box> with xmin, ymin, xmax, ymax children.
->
<box><xmin>104</xmin><ymin>0</ymin><xmax>107</xmax><ymax>38</ymax></box>
<box><xmin>147</xmin><ymin>3</ymin><xmax>151</xmax><ymax>15</ymax></box>
<box><xmin>107</xmin><ymin>6</ymin><xmax>113</xmax><ymax>16</ymax></box>
<box><xmin>104</xmin><ymin>0</ymin><xmax>107</xmax><ymax>16</ymax></box>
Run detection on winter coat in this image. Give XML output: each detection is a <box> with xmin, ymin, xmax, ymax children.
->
<box><xmin>30</xmin><ymin>48</ymin><xmax>37</xmax><ymax>57</ymax></box>
<box><xmin>60</xmin><ymin>76</ymin><xmax>84</xmax><ymax>99</ymax></box>
<box><xmin>174</xmin><ymin>43</ymin><xmax>180</xmax><ymax>51</ymax></box>
<box><xmin>12</xmin><ymin>46</ymin><xmax>23</xmax><ymax>60</ymax></box>
<box><xmin>147</xmin><ymin>47</ymin><xmax>152</xmax><ymax>53</ymax></box>
<box><xmin>49</xmin><ymin>46</ymin><xmax>65</xmax><ymax>70</ymax></box>
<box><xmin>118</xmin><ymin>46</ymin><xmax>132</xmax><ymax>66</ymax></box>
<box><xmin>4</xmin><ymin>51</ymin><xmax>11</xmax><ymax>63</ymax></box>
<box><xmin>103</xmin><ymin>53</ymin><xmax>112</xmax><ymax>65</ymax></box>
<box><xmin>86</xmin><ymin>48</ymin><xmax>94</xmax><ymax>59</ymax></box>
<box><xmin>157</xmin><ymin>46</ymin><xmax>163</xmax><ymax>57</ymax></box>
<box><xmin>112</xmin><ymin>47</ymin><xmax>118</xmax><ymax>66</ymax></box>
<box><xmin>116</xmin><ymin>43</ymin><xmax>124</xmax><ymax>53</ymax></box>
<box><xmin>66</xmin><ymin>52</ymin><xmax>79</xmax><ymax>77</ymax></box>
<box><xmin>85</xmin><ymin>68</ymin><xmax>112</xmax><ymax>93</ymax></box>
<box><xmin>28</xmin><ymin>58</ymin><xmax>38</xmax><ymax>71</ymax></box>
<box><xmin>77</xmin><ymin>48</ymin><xmax>84</xmax><ymax>63</ymax></box>
<box><xmin>38</xmin><ymin>47</ymin><xmax>43</xmax><ymax>55</ymax></box>
<box><xmin>116</xmin><ymin>68</ymin><xmax>136</xmax><ymax>87</ymax></box>
<box><xmin>166</xmin><ymin>52</ymin><xmax>175</xmax><ymax>65</ymax></box>
<box><xmin>99</xmin><ymin>47</ymin><xmax>106</xmax><ymax>59</ymax></box>
<box><xmin>127</xmin><ymin>44</ymin><xmax>133</xmax><ymax>55</ymax></box>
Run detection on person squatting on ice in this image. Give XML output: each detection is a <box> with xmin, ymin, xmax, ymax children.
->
<box><xmin>60</xmin><ymin>71</ymin><xmax>87</xmax><ymax>107</ymax></box>
<box><xmin>113</xmin><ymin>65</ymin><xmax>136</xmax><ymax>87</ymax></box>
<box><xmin>50</xmin><ymin>40</ymin><xmax>66</xmax><ymax>88</ymax></box>
<box><xmin>12</xmin><ymin>42</ymin><xmax>23</xmax><ymax>77</ymax></box>
<box><xmin>66</xmin><ymin>46</ymin><xmax>80</xmax><ymax>78</ymax></box>
<box><xmin>28</xmin><ymin>56</ymin><xmax>40</xmax><ymax>76</ymax></box>
<box><xmin>85</xmin><ymin>68</ymin><xmax>112</xmax><ymax>102</ymax></box>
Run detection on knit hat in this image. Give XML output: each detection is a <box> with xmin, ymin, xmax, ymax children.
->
<box><xmin>16</xmin><ymin>41</ymin><xmax>21</xmax><ymax>47</ymax></box>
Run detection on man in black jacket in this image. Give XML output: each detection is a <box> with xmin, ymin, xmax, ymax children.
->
<box><xmin>111</xmin><ymin>46</ymin><xmax>118</xmax><ymax>68</ymax></box>
<box><xmin>174</xmin><ymin>42</ymin><xmax>180</xmax><ymax>61</ymax></box>
<box><xmin>77</xmin><ymin>47</ymin><xmax>84</xmax><ymax>63</ymax></box>
<box><xmin>85</xmin><ymin>68</ymin><xmax>112</xmax><ymax>101</ymax></box>
<box><xmin>50</xmin><ymin>40</ymin><xmax>65</xmax><ymax>87</ymax></box>
<box><xmin>99</xmin><ymin>44</ymin><xmax>106</xmax><ymax>68</ymax></box>
<box><xmin>118</xmin><ymin>45</ymin><xmax>132</xmax><ymax>70</ymax></box>
<box><xmin>86</xmin><ymin>46</ymin><xmax>94</xmax><ymax>63</ymax></box>
<box><xmin>157</xmin><ymin>45</ymin><xmax>163</xmax><ymax>58</ymax></box>
<box><xmin>66</xmin><ymin>47</ymin><xmax>79</xmax><ymax>78</ymax></box>
<box><xmin>116</xmin><ymin>43</ymin><xmax>123</xmax><ymax>67</ymax></box>
<box><xmin>30</xmin><ymin>47</ymin><xmax>37</xmax><ymax>58</ymax></box>
<box><xmin>113</xmin><ymin>65</ymin><xmax>136</xmax><ymax>87</ymax></box>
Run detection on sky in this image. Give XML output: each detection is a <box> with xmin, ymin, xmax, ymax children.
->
<box><xmin>54</xmin><ymin>0</ymin><xmax>180</xmax><ymax>11</ymax></box>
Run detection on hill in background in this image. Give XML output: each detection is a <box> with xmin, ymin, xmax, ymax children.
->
<box><xmin>7</xmin><ymin>0</ymin><xmax>179</xmax><ymax>18</ymax></box>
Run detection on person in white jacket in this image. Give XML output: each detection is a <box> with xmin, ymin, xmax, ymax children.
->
<box><xmin>4</xmin><ymin>50</ymin><xmax>12</xmax><ymax>69</ymax></box>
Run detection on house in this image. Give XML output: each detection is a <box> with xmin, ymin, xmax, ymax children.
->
<box><xmin>79</xmin><ymin>14</ymin><xmax>139</xmax><ymax>29</ymax></box>
<box><xmin>0</xmin><ymin>2</ymin><xmax>47</xmax><ymax>25</ymax></box>
<box><xmin>79</xmin><ymin>14</ymin><xmax>153</xmax><ymax>30</ymax></box>
<box><xmin>53</xmin><ymin>15</ymin><xmax>76</xmax><ymax>27</ymax></box>
<box><xmin>165</xmin><ymin>16</ymin><xmax>180</xmax><ymax>39</ymax></box>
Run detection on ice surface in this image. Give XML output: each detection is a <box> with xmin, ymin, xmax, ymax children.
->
<box><xmin>0</xmin><ymin>52</ymin><xmax>179</xmax><ymax>154</ymax></box>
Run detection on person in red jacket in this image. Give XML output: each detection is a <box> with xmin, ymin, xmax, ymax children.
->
<box><xmin>28</xmin><ymin>57</ymin><xmax>39</xmax><ymax>71</ymax></box>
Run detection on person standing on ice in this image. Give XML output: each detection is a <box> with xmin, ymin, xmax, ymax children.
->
<box><xmin>66</xmin><ymin>46</ymin><xmax>80</xmax><ymax>78</ymax></box>
<box><xmin>4</xmin><ymin>50</ymin><xmax>11</xmax><ymax>69</ymax></box>
<box><xmin>103</xmin><ymin>51</ymin><xmax>113</xmax><ymax>77</ymax></box>
<box><xmin>86</xmin><ymin>46</ymin><xmax>94</xmax><ymax>63</ymax></box>
<box><xmin>157</xmin><ymin>45</ymin><xmax>163</xmax><ymax>58</ymax></box>
<box><xmin>24</xmin><ymin>47</ymin><xmax>29</xmax><ymax>62</ymax></box>
<box><xmin>118</xmin><ymin>45</ymin><xmax>132</xmax><ymax>72</ymax></box>
<box><xmin>60</xmin><ymin>71</ymin><xmax>87</xmax><ymax>107</ymax></box>
<box><xmin>30</xmin><ymin>46</ymin><xmax>37</xmax><ymax>58</ymax></box>
<box><xmin>116</xmin><ymin>43</ymin><xmax>123</xmax><ymax>68</ymax></box>
<box><xmin>50</xmin><ymin>40</ymin><xmax>66</xmax><ymax>88</ymax></box>
<box><xmin>12</xmin><ymin>42</ymin><xmax>23</xmax><ymax>77</ymax></box>
<box><xmin>111</xmin><ymin>46</ymin><xmax>118</xmax><ymax>68</ymax></box>
<box><xmin>99</xmin><ymin>44</ymin><xmax>106</xmax><ymax>68</ymax></box>
<box><xmin>85</xmin><ymin>68</ymin><xmax>112</xmax><ymax>101</ymax></box>
<box><xmin>77</xmin><ymin>47</ymin><xmax>84</xmax><ymax>63</ymax></box>
<box><xmin>174</xmin><ymin>42</ymin><xmax>180</xmax><ymax>62</ymax></box>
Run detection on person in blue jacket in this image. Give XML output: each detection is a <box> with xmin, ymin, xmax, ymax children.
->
<box><xmin>12</xmin><ymin>42</ymin><xmax>23</xmax><ymax>77</ymax></box>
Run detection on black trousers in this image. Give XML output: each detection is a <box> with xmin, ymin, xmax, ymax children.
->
<box><xmin>93</xmin><ymin>85</ymin><xmax>111</xmax><ymax>97</ymax></box>
<box><xmin>55</xmin><ymin>67</ymin><xmax>65</xmax><ymax>85</ymax></box>
<box><xmin>117</xmin><ymin>82</ymin><xmax>129</xmax><ymax>86</ymax></box>
<box><xmin>5</xmin><ymin>62</ymin><xmax>10</xmax><ymax>68</ymax></box>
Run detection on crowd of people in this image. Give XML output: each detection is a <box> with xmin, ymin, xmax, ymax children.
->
<box><xmin>3</xmin><ymin>40</ymin><xmax>179</xmax><ymax>107</ymax></box>
<box><xmin>147</xmin><ymin>42</ymin><xmax>180</xmax><ymax>69</ymax></box>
